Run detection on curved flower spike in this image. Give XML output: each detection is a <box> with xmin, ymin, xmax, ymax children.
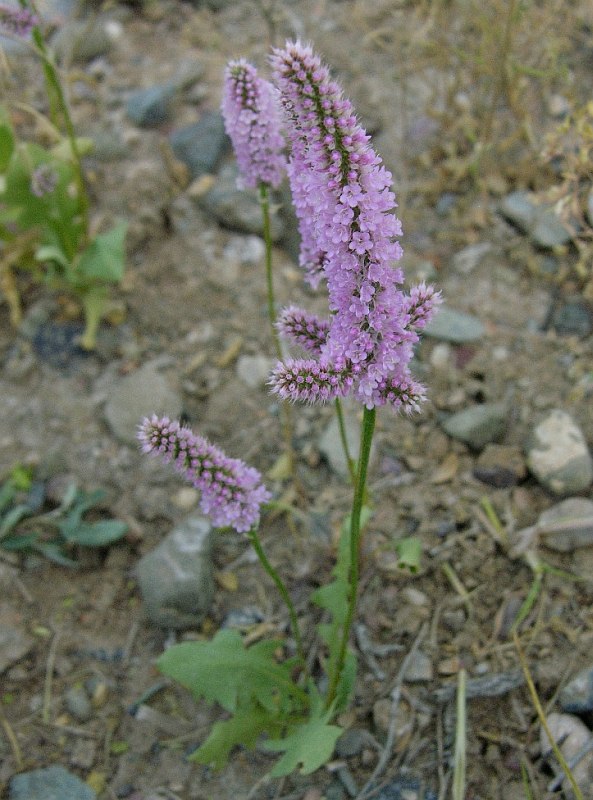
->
<box><xmin>221</xmin><ymin>59</ymin><xmax>286</xmax><ymax>190</ymax></box>
<box><xmin>138</xmin><ymin>416</ymin><xmax>271</xmax><ymax>533</ymax></box>
<box><xmin>276</xmin><ymin>306</ymin><xmax>330</xmax><ymax>355</ymax></box>
<box><xmin>269</xmin><ymin>358</ymin><xmax>353</xmax><ymax>404</ymax></box>
<box><xmin>0</xmin><ymin>4</ymin><xmax>37</xmax><ymax>37</ymax></box>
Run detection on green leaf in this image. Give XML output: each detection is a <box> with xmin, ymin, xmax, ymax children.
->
<box><xmin>76</xmin><ymin>223</ymin><xmax>127</xmax><ymax>284</ymax></box>
<box><xmin>1</xmin><ymin>531</ymin><xmax>40</xmax><ymax>551</ymax></box>
<box><xmin>0</xmin><ymin>505</ymin><xmax>31</xmax><ymax>539</ymax></box>
<box><xmin>32</xmin><ymin>542</ymin><xmax>78</xmax><ymax>567</ymax></box>
<box><xmin>157</xmin><ymin>628</ymin><xmax>304</xmax><ymax>714</ymax></box>
<box><xmin>264</xmin><ymin>697</ymin><xmax>343</xmax><ymax>777</ymax></box>
<box><xmin>190</xmin><ymin>708</ymin><xmax>274</xmax><ymax>770</ymax></box>
<box><xmin>60</xmin><ymin>520</ymin><xmax>128</xmax><ymax>547</ymax></box>
<box><xmin>36</xmin><ymin>244</ymin><xmax>71</xmax><ymax>270</ymax></box>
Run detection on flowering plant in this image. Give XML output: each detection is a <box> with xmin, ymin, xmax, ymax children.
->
<box><xmin>140</xmin><ymin>41</ymin><xmax>440</xmax><ymax>777</ymax></box>
<box><xmin>0</xmin><ymin>2</ymin><xmax>126</xmax><ymax>349</ymax></box>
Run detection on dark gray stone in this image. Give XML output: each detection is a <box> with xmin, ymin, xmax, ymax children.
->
<box><xmin>424</xmin><ymin>307</ymin><xmax>485</xmax><ymax>343</ymax></box>
<box><xmin>335</xmin><ymin>728</ymin><xmax>366</xmax><ymax>758</ymax></box>
<box><xmin>65</xmin><ymin>686</ymin><xmax>93</xmax><ymax>722</ymax></box>
<box><xmin>530</xmin><ymin>207</ymin><xmax>572</xmax><ymax>248</ymax></box>
<box><xmin>169</xmin><ymin>112</ymin><xmax>228</xmax><ymax>179</ymax></box>
<box><xmin>9</xmin><ymin>766</ymin><xmax>96</xmax><ymax>800</ymax></box>
<box><xmin>373</xmin><ymin>776</ymin><xmax>436</xmax><ymax>800</ymax></box>
<box><xmin>499</xmin><ymin>191</ymin><xmax>536</xmax><ymax>233</ymax></box>
<box><xmin>441</xmin><ymin>402</ymin><xmax>508</xmax><ymax>450</ymax></box>
<box><xmin>135</xmin><ymin>515</ymin><xmax>214</xmax><ymax>629</ymax></box>
<box><xmin>198</xmin><ymin>165</ymin><xmax>284</xmax><ymax>240</ymax></box>
<box><xmin>551</xmin><ymin>300</ymin><xmax>593</xmax><ymax>338</ymax></box>
<box><xmin>127</xmin><ymin>85</ymin><xmax>175</xmax><ymax>127</ymax></box>
<box><xmin>499</xmin><ymin>191</ymin><xmax>572</xmax><ymax>248</ymax></box>
<box><xmin>103</xmin><ymin>361</ymin><xmax>182</xmax><ymax>446</ymax></box>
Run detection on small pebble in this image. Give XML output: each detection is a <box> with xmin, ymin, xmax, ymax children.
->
<box><xmin>65</xmin><ymin>686</ymin><xmax>93</xmax><ymax>722</ymax></box>
<box><xmin>9</xmin><ymin>765</ymin><xmax>96</xmax><ymax>800</ymax></box>
<box><xmin>441</xmin><ymin>402</ymin><xmax>508</xmax><ymax>450</ymax></box>
<box><xmin>526</xmin><ymin>409</ymin><xmax>593</xmax><ymax>496</ymax></box>
<box><xmin>335</xmin><ymin>728</ymin><xmax>366</xmax><ymax>758</ymax></box>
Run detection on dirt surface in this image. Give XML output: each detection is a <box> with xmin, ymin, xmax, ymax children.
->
<box><xmin>2</xmin><ymin>2</ymin><xmax>593</xmax><ymax>798</ymax></box>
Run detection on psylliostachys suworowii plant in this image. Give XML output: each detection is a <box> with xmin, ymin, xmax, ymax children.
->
<box><xmin>139</xmin><ymin>40</ymin><xmax>441</xmax><ymax>779</ymax></box>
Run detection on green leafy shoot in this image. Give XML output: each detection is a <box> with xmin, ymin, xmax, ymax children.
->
<box><xmin>0</xmin><ymin>92</ymin><xmax>126</xmax><ymax>348</ymax></box>
<box><xmin>189</xmin><ymin>707</ymin><xmax>278</xmax><ymax>770</ymax></box>
<box><xmin>311</xmin><ymin>505</ymin><xmax>372</xmax><ymax>711</ymax></box>
<box><xmin>0</xmin><ymin>473</ymin><xmax>127</xmax><ymax>563</ymax></box>
<box><xmin>157</xmin><ymin>628</ymin><xmax>306</xmax><ymax>715</ymax></box>
<box><xmin>264</xmin><ymin>687</ymin><xmax>343</xmax><ymax>777</ymax></box>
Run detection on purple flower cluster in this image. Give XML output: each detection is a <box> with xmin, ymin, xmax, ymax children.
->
<box><xmin>221</xmin><ymin>59</ymin><xmax>286</xmax><ymax>190</ymax></box>
<box><xmin>268</xmin><ymin>41</ymin><xmax>440</xmax><ymax>410</ymax></box>
<box><xmin>138</xmin><ymin>416</ymin><xmax>271</xmax><ymax>533</ymax></box>
<box><xmin>276</xmin><ymin>306</ymin><xmax>330</xmax><ymax>355</ymax></box>
<box><xmin>0</xmin><ymin>3</ymin><xmax>36</xmax><ymax>38</ymax></box>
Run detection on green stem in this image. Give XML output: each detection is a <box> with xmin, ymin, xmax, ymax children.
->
<box><xmin>247</xmin><ymin>528</ymin><xmax>305</xmax><ymax>665</ymax></box>
<box><xmin>259</xmin><ymin>183</ymin><xmax>282</xmax><ymax>361</ymax></box>
<box><xmin>334</xmin><ymin>397</ymin><xmax>356</xmax><ymax>484</ymax></box>
<box><xmin>325</xmin><ymin>406</ymin><xmax>376</xmax><ymax>710</ymax></box>
<box><xmin>24</xmin><ymin>2</ymin><xmax>90</xmax><ymax>240</ymax></box>
<box><xmin>259</xmin><ymin>183</ymin><xmax>296</xmax><ymax>480</ymax></box>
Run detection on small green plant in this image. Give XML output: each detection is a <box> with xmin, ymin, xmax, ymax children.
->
<box><xmin>0</xmin><ymin>3</ymin><xmax>126</xmax><ymax>349</ymax></box>
<box><xmin>0</xmin><ymin>465</ymin><xmax>128</xmax><ymax>565</ymax></box>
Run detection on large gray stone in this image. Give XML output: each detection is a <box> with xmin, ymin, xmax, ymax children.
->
<box><xmin>9</xmin><ymin>766</ymin><xmax>96</xmax><ymax>800</ymax></box>
<box><xmin>135</xmin><ymin>515</ymin><xmax>215</xmax><ymax>629</ymax></box>
<box><xmin>424</xmin><ymin>307</ymin><xmax>485</xmax><ymax>343</ymax></box>
<box><xmin>127</xmin><ymin>84</ymin><xmax>175</xmax><ymax>127</ymax></box>
<box><xmin>198</xmin><ymin>165</ymin><xmax>284</xmax><ymax>240</ymax></box>
<box><xmin>526</xmin><ymin>410</ymin><xmax>593</xmax><ymax>495</ymax></box>
<box><xmin>441</xmin><ymin>402</ymin><xmax>507</xmax><ymax>450</ymax></box>
<box><xmin>499</xmin><ymin>191</ymin><xmax>572</xmax><ymax>248</ymax></box>
<box><xmin>104</xmin><ymin>362</ymin><xmax>182</xmax><ymax>445</ymax></box>
<box><xmin>319</xmin><ymin>412</ymin><xmax>369</xmax><ymax>477</ymax></box>
<box><xmin>559</xmin><ymin>664</ymin><xmax>593</xmax><ymax>714</ymax></box>
<box><xmin>169</xmin><ymin>112</ymin><xmax>228</xmax><ymax>179</ymax></box>
<box><xmin>537</xmin><ymin>498</ymin><xmax>593</xmax><ymax>552</ymax></box>
<box><xmin>0</xmin><ymin>623</ymin><xmax>34</xmax><ymax>674</ymax></box>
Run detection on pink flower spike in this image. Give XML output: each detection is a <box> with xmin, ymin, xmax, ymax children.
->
<box><xmin>276</xmin><ymin>306</ymin><xmax>330</xmax><ymax>355</ymax></box>
<box><xmin>0</xmin><ymin>3</ymin><xmax>36</xmax><ymax>37</ymax></box>
<box><xmin>221</xmin><ymin>59</ymin><xmax>286</xmax><ymax>190</ymax></box>
<box><xmin>138</xmin><ymin>416</ymin><xmax>271</xmax><ymax>533</ymax></box>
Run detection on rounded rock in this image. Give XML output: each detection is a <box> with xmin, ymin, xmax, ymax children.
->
<box><xmin>526</xmin><ymin>410</ymin><xmax>593</xmax><ymax>495</ymax></box>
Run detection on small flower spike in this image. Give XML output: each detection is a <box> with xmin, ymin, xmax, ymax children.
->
<box><xmin>221</xmin><ymin>59</ymin><xmax>286</xmax><ymax>190</ymax></box>
<box><xmin>269</xmin><ymin>358</ymin><xmax>353</xmax><ymax>404</ymax></box>
<box><xmin>276</xmin><ymin>306</ymin><xmax>330</xmax><ymax>355</ymax></box>
<box><xmin>0</xmin><ymin>4</ymin><xmax>37</xmax><ymax>37</ymax></box>
<box><xmin>138</xmin><ymin>416</ymin><xmax>271</xmax><ymax>533</ymax></box>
